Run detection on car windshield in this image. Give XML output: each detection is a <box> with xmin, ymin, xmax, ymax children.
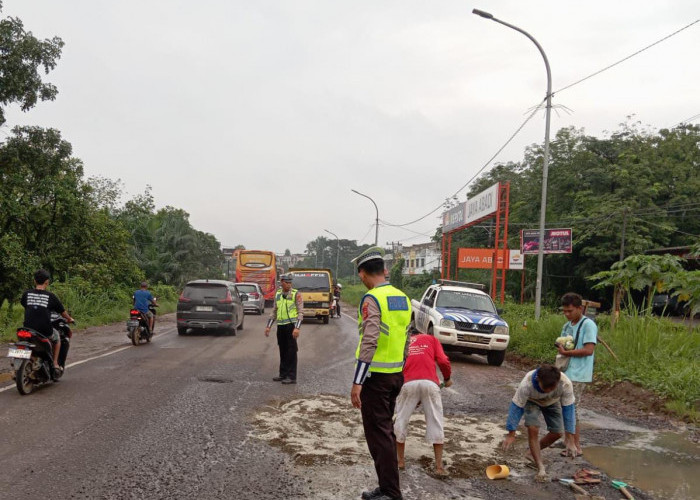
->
<box><xmin>183</xmin><ymin>284</ymin><xmax>227</xmax><ymax>300</ymax></box>
<box><xmin>236</xmin><ymin>285</ymin><xmax>257</xmax><ymax>293</ymax></box>
<box><xmin>435</xmin><ymin>290</ymin><xmax>496</xmax><ymax>313</ymax></box>
<box><xmin>291</xmin><ymin>273</ymin><xmax>331</xmax><ymax>291</ymax></box>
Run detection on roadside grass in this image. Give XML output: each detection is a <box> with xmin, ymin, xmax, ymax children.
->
<box><xmin>0</xmin><ymin>280</ymin><xmax>179</xmax><ymax>343</ymax></box>
<box><xmin>502</xmin><ymin>303</ymin><xmax>700</xmax><ymax>423</ymax></box>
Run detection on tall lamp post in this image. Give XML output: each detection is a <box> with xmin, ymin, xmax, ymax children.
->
<box><xmin>324</xmin><ymin>229</ymin><xmax>340</xmax><ymax>282</ymax></box>
<box><xmin>351</xmin><ymin>189</ymin><xmax>379</xmax><ymax>246</ymax></box>
<box><xmin>472</xmin><ymin>8</ymin><xmax>552</xmax><ymax>319</ymax></box>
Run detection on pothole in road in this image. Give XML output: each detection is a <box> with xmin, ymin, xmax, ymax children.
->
<box><xmin>249</xmin><ymin>394</ymin><xmax>513</xmax><ymax>478</ymax></box>
<box><xmin>198</xmin><ymin>376</ymin><xmax>234</xmax><ymax>384</ymax></box>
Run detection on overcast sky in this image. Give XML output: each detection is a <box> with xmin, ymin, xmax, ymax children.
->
<box><xmin>3</xmin><ymin>1</ymin><xmax>699</xmax><ymax>255</ymax></box>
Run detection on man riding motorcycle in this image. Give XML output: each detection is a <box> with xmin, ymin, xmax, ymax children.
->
<box><xmin>133</xmin><ymin>281</ymin><xmax>157</xmax><ymax>333</ymax></box>
<box><xmin>20</xmin><ymin>269</ymin><xmax>74</xmax><ymax>376</ymax></box>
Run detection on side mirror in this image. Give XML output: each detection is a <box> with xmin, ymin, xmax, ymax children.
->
<box><xmin>496</xmin><ymin>308</ymin><xmax>504</xmax><ymax>315</ymax></box>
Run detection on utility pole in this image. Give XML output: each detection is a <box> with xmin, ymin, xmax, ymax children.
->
<box><xmin>612</xmin><ymin>207</ymin><xmax>629</xmax><ymax>327</ymax></box>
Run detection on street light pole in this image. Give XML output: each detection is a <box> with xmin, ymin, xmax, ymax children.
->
<box><xmin>325</xmin><ymin>229</ymin><xmax>340</xmax><ymax>282</ymax></box>
<box><xmin>472</xmin><ymin>8</ymin><xmax>552</xmax><ymax>319</ymax></box>
<box><xmin>351</xmin><ymin>189</ymin><xmax>379</xmax><ymax>246</ymax></box>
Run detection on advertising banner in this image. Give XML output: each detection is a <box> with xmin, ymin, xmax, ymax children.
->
<box><xmin>442</xmin><ymin>202</ymin><xmax>466</xmax><ymax>233</ymax></box>
<box><xmin>457</xmin><ymin>248</ymin><xmax>523</xmax><ymax>270</ymax></box>
<box><xmin>466</xmin><ymin>183</ymin><xmax>499</xmax><ymax>224</ymax></box>
<box><xmin>520</xmin><ymin>228</ymin><xmax>572</xmax><ymax>254</ymax></box>
<box><xmin>509</xmin><ymin>250</ymin><xmax>524</xmax><ymax>270</ymax></box>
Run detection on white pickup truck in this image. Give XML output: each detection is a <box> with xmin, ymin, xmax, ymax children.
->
<box><xmin>410</xmin><ymin>280</ymin><xmax>510</xmax><ymax>366</ymax></box>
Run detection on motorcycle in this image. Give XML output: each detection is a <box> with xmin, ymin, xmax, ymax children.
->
<box><xmin>8</xmin><ymin>315</ymin><xmax>75</xmax><ymax>395</ymax></box>
<box><xmin>126</xmin><ymin>308</ymin><xmax>152</xmax><ymax>345</ymax></box>
<box><xmin>330</xmin><ymin>295</ymin><xmax>341</xmax><ymax>318</ymax></box>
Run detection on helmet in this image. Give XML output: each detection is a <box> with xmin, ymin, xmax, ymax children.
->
<box><xmin>280</xmin><ymin>273</ymin><xmax>293</xmax><ymax>282</ymax></box>
<box><xmin>336</xmin><ymin>284</ymin><xmax>342</xmax><ymax>289</ymax></box>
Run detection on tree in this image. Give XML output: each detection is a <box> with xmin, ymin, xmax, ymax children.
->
<box><xmin>390</xmin><ymin>258</ymin><xmax>405</xmax><ymax>290</ymax></box>
<box><xmin>442</xmin><ymin>121</ymin><xmax>700</xmax><ymax>306</ymax></box>
<box><xmin>0</xmin><ymin>127</ymin><xmax>143</xmax><ymax>297</ymax></box>
<box><xmin>588</xmin><ymin>254</ymin><xmax>685</xmax><ymax>311</ymax></box>
<box><xmin>0</xmin><ymin>3</ymin><xmax>64</xmax><ymax>127</ymax></box>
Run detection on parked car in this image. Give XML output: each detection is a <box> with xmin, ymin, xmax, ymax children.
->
<box><xmin>652</xmin><ymin>290</ymin><xmax>690</xmax><ymax>317</ymax></box>
<box><xmin>235</xmin><ymin>282</ymin><xmax>266</xmax><ymax>315</ymax></box>
<box><xmin>177</xmin><ymin>280</ymin><xmax>245</xmax><ymax>335</ymax></box>
<box><xmin>411</xmin><ymin>279</ymin><xmax>509</xmax><ymax>366</ymax></box>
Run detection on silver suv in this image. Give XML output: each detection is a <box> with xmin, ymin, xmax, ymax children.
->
<box><xmin>235</xmin><ymin>282</ymin><xmax>266</xmax><ymax>315</ymax></box>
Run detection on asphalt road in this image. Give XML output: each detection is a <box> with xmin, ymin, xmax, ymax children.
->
<box><xmin>0</xmin><ymin>311</ymin><xmax>654</xmax><ymax>500</ymax></box>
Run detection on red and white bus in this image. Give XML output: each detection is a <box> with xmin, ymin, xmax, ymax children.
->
<box><xmin>235</xmin><ymin>250</ymin><xmax>278</xmax><ymax>302</ymax></box>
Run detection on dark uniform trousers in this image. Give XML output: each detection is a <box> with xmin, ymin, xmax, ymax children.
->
<box><xmin>360</xmin><ymin>371</ymin><xmax>404</xmax><ymax>499</ymax></box>
<box><xmin>276</xmin><ymin>323</ymin><xmax>298</xmax><ymax>381</ymax></box>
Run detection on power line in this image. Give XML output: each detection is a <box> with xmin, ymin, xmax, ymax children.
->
<box><xmin>383</xmin><ymin>101</ymin><xmax>545</xmax><ymax>228</ymax></box>
<box><xmin>382</xmin><ymin>19</ymin><xmax>699</xmax><ymax>231</ymax></box>
<box><xmin>672</xmin><ymin>113</ymin><xmax>700</xmax><ymax>127</ymax></box>
<box><xmin>629</xmin><ymin>214</ymin><xmax>700</xmax><ymax>238</ymax></box>
<box><xmin>356</xmin><ymin>223</ymin><xmax>376</xmax><ymax>245</ymax></box>
<box><xmin>554</xmin><ymin>19</ymin><xmax>700</xmax><ymax>95</ymax></box>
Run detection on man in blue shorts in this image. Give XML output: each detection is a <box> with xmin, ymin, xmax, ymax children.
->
<box><xmin>501</xmin><ymin>364</ymin><xmax>577</xmax><ymax>482</ymax></box>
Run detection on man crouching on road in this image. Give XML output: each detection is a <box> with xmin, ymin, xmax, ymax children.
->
<box><xmin>501</xmin><ymin>364</ymin><xmax>578</xmax><ymax>482</ymax></box>
<box><xmin>351</xmin><ymin>247</ymin><xmax>411</xmax><ymax>500</ymax></box>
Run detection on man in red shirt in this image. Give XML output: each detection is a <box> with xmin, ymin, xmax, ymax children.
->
<box><xmin>393</xmin><ymin>325</ymin><xmax>452</xmax><ymax>477</ymax></box>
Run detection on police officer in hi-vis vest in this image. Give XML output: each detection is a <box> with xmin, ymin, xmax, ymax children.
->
<box><xmin>265</xmin><ymin>274</ymin><xmax>303</xmax><ymax>384</ymax></box>
<box><xmin>351</xmin><ymin>247</ymin><xmax>412</xmax><ymax>500</ymax></box>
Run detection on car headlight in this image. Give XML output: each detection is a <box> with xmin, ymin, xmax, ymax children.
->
<box><xmin>494</xmin><ymin>325</ymin><xmax>509</xmax><ymax>335</ymax></box>
<box><xmin>321</xmin><ymin>302</ymin><xmax>329</xmax><ymax>308</ymax></box>
<box><xmin>440</xmin><ymin>319</ymin><xmax>455</xmax><ymax>328</ymax></box>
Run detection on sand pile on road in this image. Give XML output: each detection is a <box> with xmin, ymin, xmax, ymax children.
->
<box><xmin>250</xmin><ymin>394</ymin><xmax>508</xmax><ymax>477</ymax></box>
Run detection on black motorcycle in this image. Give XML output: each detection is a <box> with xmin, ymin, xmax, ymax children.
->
<box><xmin>8</xmin><ymin>315</ymin><xmax>74</xmax><ymax>395</ymax></box>
<box><xmin>127</xmin><ymin>308</ymin><xmax>152</xmax><ymax>345</ymax></box>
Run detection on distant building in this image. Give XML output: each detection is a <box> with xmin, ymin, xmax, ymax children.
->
<box><xmin>386</xmin><ymin>242</ymin><xmax>441</xmax><ymax>276</ymax></box>
<box><xmin>277</xmin><ymin>253</ymin><xmax>305</xmax><ymax>271</ymax></box>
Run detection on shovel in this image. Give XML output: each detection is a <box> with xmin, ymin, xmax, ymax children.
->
<box><xmin>558</xmin><ymin>478</ymin><xmax>589</xmax><ymax>496</ymax></box>
<box><xmin>612</xmin><ymin>480</ymin><xmax>635</xmax><ymax>499</ymax></box>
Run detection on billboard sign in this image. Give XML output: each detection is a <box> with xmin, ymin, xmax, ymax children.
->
<box><xmin>442</xmin><ymin>183</ymin><xmax>501</xmax><ymax>233</ymax></box>
<box><xmin>520</xmin><ymin>228</ymin><xmax>572</xmax><ymax>254</ymax></box>
<box><xmin>442</xmin><ymin>202</ymin><xmax>466</xmax><ymax>233</ymax></box>
<box><xmin>457</xmin><ymin>248</ymin><xmax>523</xmax><ymax>270</ymax></box>
<box><xmin>466</xmin><ymin>183</ymin><xmax>499</xmax><ymax>224</ymax></box>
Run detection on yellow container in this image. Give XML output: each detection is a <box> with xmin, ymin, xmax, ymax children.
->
<box><xmin>485</xmin><ymin>464</ymin><xmax>510</xmax><ymax>480</ymax></box>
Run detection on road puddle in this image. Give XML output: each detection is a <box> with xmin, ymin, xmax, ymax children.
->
<box><xmin>585</xmin><ymin>431</ymin><xmax>699</xmax><ymax>500</ymax></box>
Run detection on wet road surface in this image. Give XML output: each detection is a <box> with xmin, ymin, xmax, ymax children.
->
<box><xmin>0</xmin><ymin>311</ymin><xmax>668</xmax><ymax>499</ymax></box>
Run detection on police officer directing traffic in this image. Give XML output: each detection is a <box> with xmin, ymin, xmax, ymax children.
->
<box><xmin>351</xmin><ymin>247</ymin><xmax>412</xmax><ymax>500</ymax></box>
<box><xmin>265</xmin><ymin>273</ymin><xmax>303</xmax><ymax>384</ymax></box>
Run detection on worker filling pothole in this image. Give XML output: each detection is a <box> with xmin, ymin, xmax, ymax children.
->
<box><xmin>249</xmin><ymin>394</ymin><xmax>514</xmax><ymax>478</ymax></box>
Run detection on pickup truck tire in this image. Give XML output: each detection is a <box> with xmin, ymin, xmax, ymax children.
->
<box><xmin>487</xmin><ymin>350</ymin><xmax>506</xmax><ymax>366</ymax></box>
<box><xmin>177</xmin><ymin>327</ymin><xmax>187</xmax><ymax>335</ymax></box>
<box><xmin>427</xmin><ymin>324</ymin><xmax>434</xmax><ymax>336</ymax></box>
<box><xmin>323</xmin><ymin>315</ymin><xmax>330</xmax><ymax>324</ymax></box>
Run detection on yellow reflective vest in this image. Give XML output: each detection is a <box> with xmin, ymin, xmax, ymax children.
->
<box><xmin>356</xmin><ymin>284</ymin><xmax>411</xmax><ymax>374</ymax></box>
<box><xmin>276</xmin><ymin>289</ymin><xmax>299</xmax><ymax>325</ymax></box>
